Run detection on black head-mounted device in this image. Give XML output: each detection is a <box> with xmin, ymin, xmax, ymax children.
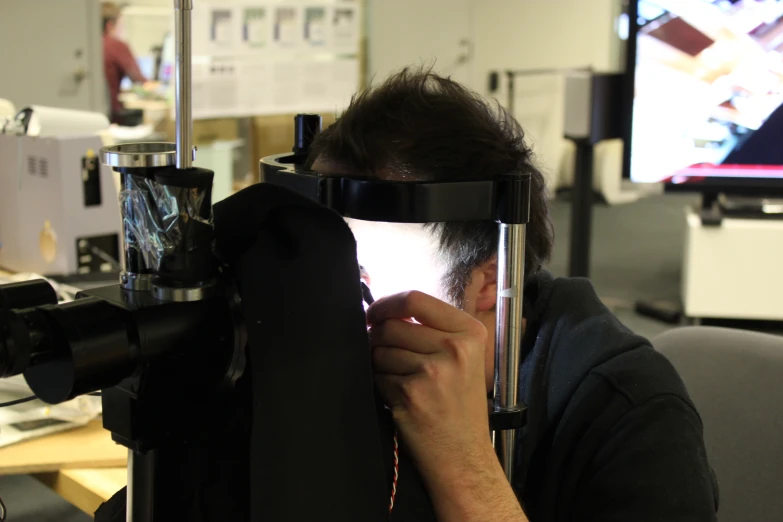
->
<box><xmin>264</xmin><ymin>113</ymin><xmax>531</xmax><ymax>461</ymax></box>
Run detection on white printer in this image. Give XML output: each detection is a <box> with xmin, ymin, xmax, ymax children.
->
<box><xmin>0</xmin><ymin>106</ymin><xmax>122</xmax><ymax>276</ymax></box>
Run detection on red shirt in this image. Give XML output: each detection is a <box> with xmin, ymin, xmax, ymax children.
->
<box><xmin>103</xmin><ymin>35</ymin><xmax>147</xmax><ymax>114</ymax></box>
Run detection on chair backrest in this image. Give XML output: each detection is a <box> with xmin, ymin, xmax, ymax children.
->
<box><xmin>653</xmin><ymin>326</ymin><xmax>783</xmax><ymax>522</ymax></box>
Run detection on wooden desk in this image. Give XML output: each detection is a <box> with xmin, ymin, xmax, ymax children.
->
<box><xmin>35</xmin><ymin>467</ymin><xmax>126</xmax><ymax>516</ymax></box>
<box><xmin>0</xmin><ymin>420</ymin><xmax>126</xmax><ymax>475</ymax></box>
<box><xmin>0</xmin><ymin>420</ymin><xmax>127</xmax><ymax>516</ymax></box>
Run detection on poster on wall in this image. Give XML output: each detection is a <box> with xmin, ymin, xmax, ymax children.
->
<box><xmin>331</xmin><ymin>5</ymin><xmax>359</xmax><ymax>53</ymax></box>
<box><xmin>210</xmin><ymin>8</ymin><xmax>234</xmax><ymax>47</ymax></box>
<box><xmin>191</xmin><ymin>57</ymin><xmax>241</xmax><ymax>119</ymax></box>
<box><xmin>304</xmin><ymin>6</ymin><xmax>328</xmax><ymax>48</ymax></box>
<box><xmin>272</xmin><ymin>61</ymin><xmax>304</xmax><ymax>109</ymax></box>
<box><xmin>242</xmin><ymin>7</ymin><xmax>269</xmax><ymax>49</ymax></box>
<box><xmin>301</xmin><ymin>59</ymin><xmax>358</xmax><ymax>110</ymax></box>
<box><xmin>273</xmin><ymin>6</ymin><xmax>300</xmax><ymax>48</ymax></box>
<box><xmin>187</xmin><ymin>1</ymin><xmax>361</xmax><ymax>120</ymax></box>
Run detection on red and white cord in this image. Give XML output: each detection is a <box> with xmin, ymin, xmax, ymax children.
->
<box><xmin>389</xmin><ymin>430</ymin><xmax>400</xmax><ymax>512</ymax></box>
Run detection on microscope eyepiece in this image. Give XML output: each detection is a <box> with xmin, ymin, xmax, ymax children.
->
<box><xmin>0</xmin><ymin>281</ymin><xmax>136</xmax><ymax>402</ymax></box>
<box><xmin>0</xmin><ymin>280</ymin><xmax>59</xmax><ymax>378</ymax></box>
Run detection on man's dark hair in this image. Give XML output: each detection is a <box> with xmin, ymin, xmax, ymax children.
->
<box><xmin>307</xmin><ymin>67</ymin><xmax>553</xmax><ymax>306</ymax></box>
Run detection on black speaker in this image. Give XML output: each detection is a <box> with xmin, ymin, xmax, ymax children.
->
<box><xmin>564</xmin><ymin>72</ymin><xmax>624</xmax><ymax>144</ymax></box>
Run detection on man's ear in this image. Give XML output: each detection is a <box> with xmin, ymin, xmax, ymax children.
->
<box><xmin>473</xmin><ymin>257</ymin><xmax>498</xmax><ymax>312</ymax></box>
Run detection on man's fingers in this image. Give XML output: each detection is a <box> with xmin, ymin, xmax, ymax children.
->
<box><xmin>374</xmin><ymin>373</ymin><xmax>429</xmax><ymax>412</ymax></box>
<box><xmin>367</xmin><ymin>291</ymin><xmax>472</xmax><ymax>332</ymax></box>
<box><xmin>369</xmin><ymin>319</ymin><xmax>442</xmax><ymax>355</ymax></box>
<box><xmin>374</xmin><ymin>373</ymin><xmax>406</xmax><ymax>410</ymax></box>
<box><xmin>372</xmin><ymin>345</ymin><xmax>429</xmax><ymax>375</ymax></box>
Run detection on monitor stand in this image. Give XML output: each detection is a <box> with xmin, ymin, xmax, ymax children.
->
<box><xmin>700</xmin><ymin>192</ymin><xmax>783</xmax><ymax>226</ymax></box>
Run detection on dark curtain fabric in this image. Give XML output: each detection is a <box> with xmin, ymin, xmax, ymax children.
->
<box><xmin>96</xmin><ymin>183</ymin><xmax>435</xmax><ymax>522</ymax></box>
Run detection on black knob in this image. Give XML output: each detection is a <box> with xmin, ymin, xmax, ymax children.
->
<box><xmin>293</xmin><ymin>114</ymin><xmax>323</xmax><ymax>156</ymax></box>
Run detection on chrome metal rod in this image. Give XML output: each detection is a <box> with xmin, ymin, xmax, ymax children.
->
<box><xmin>127</xmin><ymin>449</ymin><xmax>155</xmax><ymax>522</ymax></box>
<box><xmin>492</xmin><ymin>223</ymin><xmax>526</xmax><ymax>480</ymax></box>
<box><xmin>126</xmin><ymin>450</ymin><xmax>134</xmax><ymax>522</ymax></box>
<box><xmin>174</xmin><ymin>0</ymin><xmax>193</xmax><ymax>169</ymax></box>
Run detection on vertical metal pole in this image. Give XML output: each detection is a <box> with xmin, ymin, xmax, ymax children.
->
<box><xmin>568</xmin><ymin>140</ymin><xmax>594</xmax><ymax>278</ymax></box>
<box><xmin>506</xmin><ymin>71</ymin><xmax>515</xmax><ymax>116</ymax></box>
<box><xmin>127</xmin><ymin>449</ymin><xmax>155</xmax><ymax>522</ymax></box>
<box><xmin>493</xmin><ymin>223</ymin><xmax>526</xmax><ymax>480</ymax></box>
<box><xmin>175</xmin><ymin>0</ymin><xmax>193</xmax><ymax>169</ymax></box>
<box><xmin>126</xmin><ymin>450</ymin><xmax>134</xmax><ymax>522</ymax></box>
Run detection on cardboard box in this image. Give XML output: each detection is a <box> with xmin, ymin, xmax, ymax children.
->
<box><xmin>157</xmin><ymin>117</ymin><xmax>240</xmax><ymax>146</ymax></box>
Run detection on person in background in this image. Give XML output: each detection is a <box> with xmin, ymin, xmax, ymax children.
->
<box><xmin>102</xmin><ymin>2</ymin><xmax>149</xmax><ymax>123</ymax></box>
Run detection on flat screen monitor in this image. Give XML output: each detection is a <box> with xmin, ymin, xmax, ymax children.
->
<box><xmin>625</xmin><ymin>0</ymin><xmax>783</xmax><ymax>194</ymax></box>
<box><xmin>120</xmin><ymin>56</ymin><xmax>156</xmax><ymax>91</ymax></box>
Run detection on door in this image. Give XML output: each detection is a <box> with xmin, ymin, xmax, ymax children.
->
<box><xmin>0</xmin><ymin>0</ymin><xmax>106</xmax><ymax>113</ymax></box>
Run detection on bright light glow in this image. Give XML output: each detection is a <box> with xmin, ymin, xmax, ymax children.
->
<box><xmin>346</xmin><ymin>219</ymin><xmax>449</xmax><ymax>304</ymax></box>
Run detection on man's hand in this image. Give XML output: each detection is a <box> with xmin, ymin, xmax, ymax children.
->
<box><xmin>367</xmin><ymin>291</ymin><xmax>527</xmax><ymax>522</ymax></box>
<box><xmin>368</xmin><ymin>290</ymin><xmax>492</xmax><ymax>473</ymax></box>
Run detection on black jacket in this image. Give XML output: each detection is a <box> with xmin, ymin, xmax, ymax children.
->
<box><xmin>513</xmin><ymin>271</ymin><xmax>719</xmax><ymax>521</ymax></box>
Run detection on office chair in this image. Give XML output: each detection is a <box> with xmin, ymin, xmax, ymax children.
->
<box><xmin>653</xmin><ymin>326</ymin><xmax>783</xmax><ymax>522</ymax></box>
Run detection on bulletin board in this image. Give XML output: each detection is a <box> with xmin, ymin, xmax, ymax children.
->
<box><xmin>187</xmin><ymin>0</ymin><xmax>361</xmax><ymax>120</ymax></box>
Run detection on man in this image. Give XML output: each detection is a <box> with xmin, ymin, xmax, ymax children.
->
<box><xmin>102</xmin><ymin>2</ymin><xmax>148</xmax><ymax>122</ymax></box>
<box><xmin>307</xmin><ymin>69</ymin><xmax>719</xmax><ymax>521</ymax></box>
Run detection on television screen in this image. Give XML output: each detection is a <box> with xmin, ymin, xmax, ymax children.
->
<box><xmin>628</xmin><ymin>0</ymin><xmax>783</xmax><ymax>187</ymax></box>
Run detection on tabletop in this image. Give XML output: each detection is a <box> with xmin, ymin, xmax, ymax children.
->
<box><xmin>0</xmin><ymin>420</ymin><xmax>126</xmax><ymax>475</ymax></box>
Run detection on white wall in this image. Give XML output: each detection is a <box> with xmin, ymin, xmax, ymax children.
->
<box><xmin>365</xmin><ymin>0</ymin><xmax>624</xmax><ymax>191</ymax></box>
<box><xmin>366</xmin><ymin>0</ymin><xmax>474</xmax><ymax>86</ymax></box>
<box><xmin>471</xmin><ymin>0</ymin><xmax>622</xmax><ymax>82</ymax></box>
<box><xmin>473</xmin><ymin>0</ymin><xmax>623</xmax><ymax>190</ymax></box>
<box><xmin>366</xmin><ymin>0</ymin><xmax>622</xmax><ymax>88</ymax></box>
